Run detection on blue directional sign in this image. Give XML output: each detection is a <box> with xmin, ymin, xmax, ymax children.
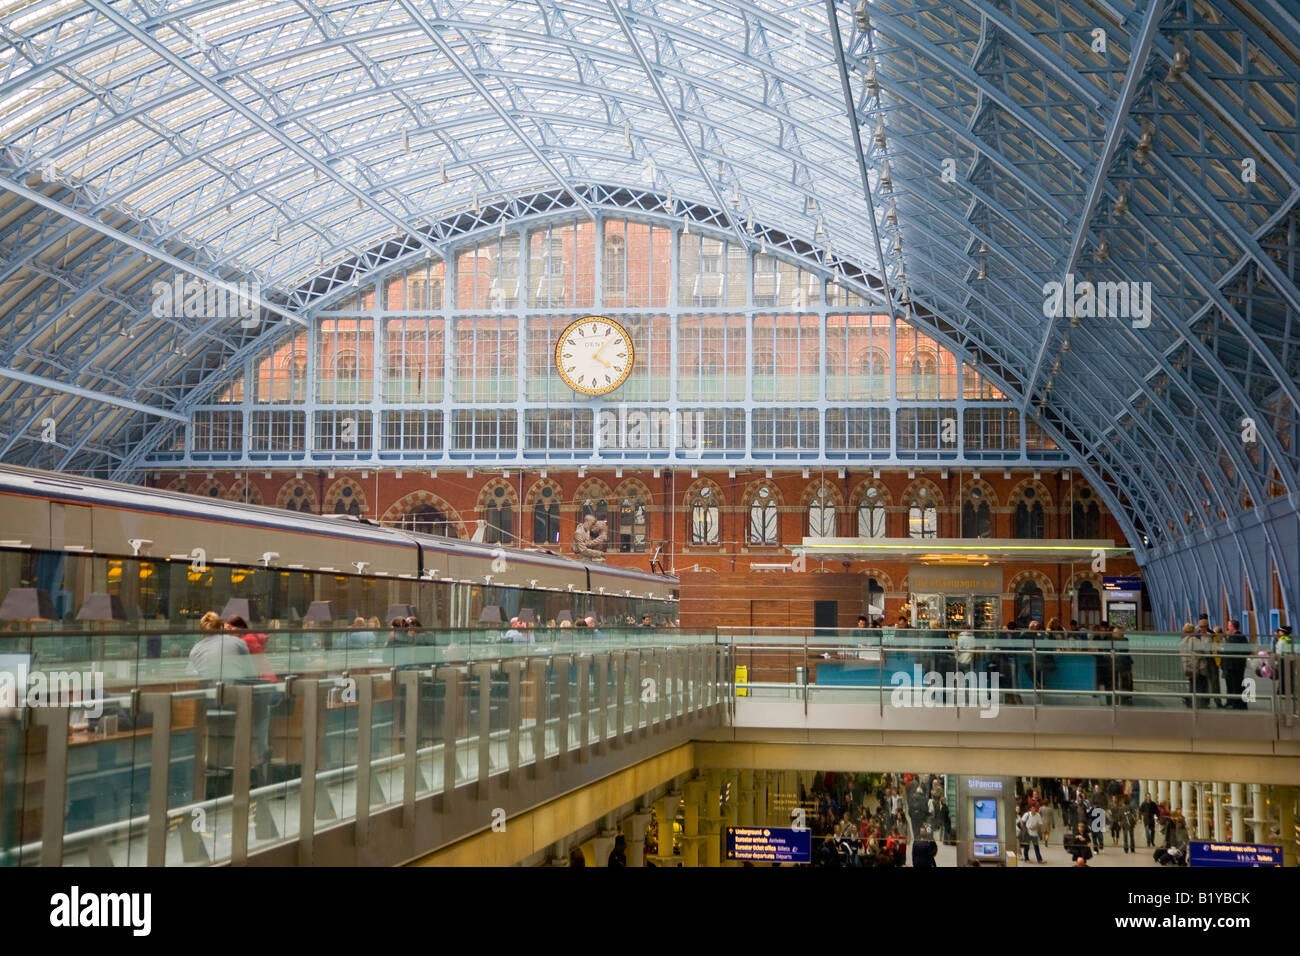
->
<box><xmin>725</xmin><ymin>826</ymin><xmax>811</xmax><ymax>863</ymax></box>
<box><xmin>1188</xmin><ymin>842</ymin><xmax>1282</xmax><ymax>867</ymax></box>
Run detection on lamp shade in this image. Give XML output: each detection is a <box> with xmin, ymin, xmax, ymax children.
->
<box><xmin>478</xmin><ymin>604</ymin><xmax>504</xmax><ymax>624</ymax></box>
<box><xmin>385</xmin><ymin>603</ymin><xmax>417</xmax><ymax>623</ymax></box>
<box><xmin>0</xmin><ymin>587</ymin><xmax>56</xmax><ymax>621</ymax></box>
<box><xmin>220</xmin><ymin>597</ymin><xmax>259</xmax><ymax>623</ymax></box>
<box><xmin>555</xmin><ymin>610</ymin><xmax>573</xmax><ymax>625</ymax></box>
<box><xmin>303</xmin><ymin>600</ymin><xmax>335</xmax><ymax>624</ymax></box>
<box><xmin>517</xmin><ymin>608</ymin><xmax>537</xmax><ymax>625</ymax></box>
<box><xmin>76</xmin><ymin>593</ymin><xmax>127</xmax><ymax>622</ymax></box>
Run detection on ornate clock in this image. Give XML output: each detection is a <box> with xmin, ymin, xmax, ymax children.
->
<box><xmin>554</xmin><ymin>315</ymin><xmax>634</xmax><ymax>395</ymax></box>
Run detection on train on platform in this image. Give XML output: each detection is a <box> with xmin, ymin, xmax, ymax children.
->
<box><xmin>0</xmin><ymin>465</ymin><xmax>677</xmax><ymax>629</ymax></box>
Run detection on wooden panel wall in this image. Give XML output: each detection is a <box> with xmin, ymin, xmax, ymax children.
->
<box><xmin>678</xmin><ymin>571</ymin><xmax>866</xmax><ymax>630</ymax></box>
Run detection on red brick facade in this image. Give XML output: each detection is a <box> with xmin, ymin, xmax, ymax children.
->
<box><xmin>149</xmin><ymin>466</ymin><xmax>1142</xmax><ymax>626</ymax></box>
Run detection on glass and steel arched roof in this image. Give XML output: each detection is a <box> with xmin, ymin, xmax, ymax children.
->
<box><xmin>0</xmin><ymin>0</ymin><xmax>1298</xmax><ymax>619</ymax></box>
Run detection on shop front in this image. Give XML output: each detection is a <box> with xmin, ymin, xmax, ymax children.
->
<box><xmin>908</xmin><ymin>564</ymin><xmax>1004</xmax><ymax>631</ymax></box>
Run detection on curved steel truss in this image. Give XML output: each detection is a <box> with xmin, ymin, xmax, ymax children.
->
<box><xmin>0</xmin><ymin>0</ymin><xmax>1297</xmax><ymax>625</ymax></box>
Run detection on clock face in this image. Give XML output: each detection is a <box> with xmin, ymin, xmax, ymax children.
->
<box><xmin>554</xmin><ymin>316</ymin><xmax>634</xmax><ymax>395</ymax></box>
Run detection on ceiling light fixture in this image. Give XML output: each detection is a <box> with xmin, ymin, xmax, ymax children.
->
<box><xmin>1112</xmin><ymin>182</ymin><xmax>1129</xmax><ymax>217</ymax></box>
<box><xmin>1134</xmin><ymin>120</ymin><xmax>1155</xmax><ymax>163</ymax></box>
<box><xmin>1166</xmin><ymin>36</ymin><xmax>1190</xmax><ymax>82</ymax></box>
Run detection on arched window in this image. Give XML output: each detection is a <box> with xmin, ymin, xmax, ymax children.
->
<box><xmin>689</xmin><ymin>488</ymin><xmax>719</xmax><ymax>545</ymax></box>
<box><xmin>808</xmin><ymin>487</ymin><xmax>836</xmax><ymax>537</ymax></box>
<box><xmin>867</xmin><ymin>577</ymin><xmax>885</xmax><ymax>621</ymax></box>
<box><xmin>580</xmin><ymin>498</ymin><xmax>608</xmax><ymax>523</ymax></box>
<box><xmin>749</xmin><ymin>487</ymin><xmax>779</xmax><ymax>545</ymax></box>
<box><xmin>533</xmin><ymin>486</ymin><xmax>561</xmax><ymax>544</ymax></box>
<box><xmin>858</xmin><ymin>487</ymin><xmax>886</xmax><ymax>539</ymax></box>
<box><xmin>1075</xmin><ymin>580</ymin><xmax>1101</xmax><ymax>628</ymax></box>
<box><xmin>616</xmin><ymin>497</ymin><xmax>648</xmax><ymax>552</ymax></box>
<box><xmin>483</xmin><ymin>486</ymin><xmax>513</xmax><ymax>545</ymax></box>
<box><xmin>753</xmin><ymin>347</ymin><xmax>775</xmax><ymax>374</ymax></box>
<box><xmin>333</xmin><ymin>485</ymin><xmax>361</xmax><ymax>517</ymax></box>
<box><xmin>402</xmin><ymin>503</ymin><xmax>456</xmax><ymax>537</ymax></box>
<box><xmin>285</xmin><ymin>485</ymin><xmax>310</xmax><ymax>513</ymax></box>
<box><xmin>604</xmin><ymin>234</ymin><xmax>626</xmax><ymax>294</ymax></box>
<box><xmin>857</xmin><ymin>347</ymin><xmax>888</xmax><ymax>378</ymax></box>
<box><xmin>1015</xmin><ymin>488</ymin><xmax>1045</xmax><ymax>538</ymax></box>
<box><xmin>1072</xmin><ymin>488</ymin><xmax>1101</xmax><ymax>538</ymax></box>
<box><xmin>907</xmin><ymin>488</ymin><xmax>937</xmax><ymax>538</ymax></box>
<box><xmin>962</xmin><ymin>488</ymin><xmax>992</xmax><ymax>538</ymax></box>
<box><xmin>1015</xmin><ymin>579</ymin><xmax>1045</xmax><ymax>626</ymax></box>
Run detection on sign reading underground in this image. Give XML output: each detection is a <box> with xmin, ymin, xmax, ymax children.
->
<box><xmin>725</xmin><ymin>826</ymin><xmax>812</xmax><ymax>863</ymax></box>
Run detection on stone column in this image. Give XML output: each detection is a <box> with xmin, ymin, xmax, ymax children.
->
<box><xmin>1212</xmin><ymin>782</ymin><xmax>1225</xmax><ymax>841</ymax></box>
<box><xmin>703</xmin><ymin>769</ymin><xmax>724</xmax><ymax>867</ymax></box>
<box><xmin>1169</xmin><ymin>781</ymin><xmax>1180</xmax><ymax>814</ymax></box>
<box><xmin>1278</xmin><ymin>787</ymin><xmax>1296</xmax><ymax>868</ymax></box>
<box><xmin>738</xmin><ymin>770</ymin><xmax>756</xmax><ymax>827</ymax></box>
<box><xmin>681</xmin><ymin>779</ymin><xmax>706</xmax><ymax>867</ymax></box>
<box><xmin>1195</xmin><ymin>783</ymin><xmax>1208</xmax><ymax>841</ymax></box>
<box><xmin>1157</xmin><ymin>780</ymin><xmax>1168</xmax><ymax>805</ymax></box>
<box><xmin>623</xmin><ymin>809</ymin><xmax>652</xmax><ymax>867</ymax></box>
<box><xmin>1180</xmin><ymin>781</ymin><xmax>1194</xmax><ymax>834</ymax></box>
<box><xmin>654</xmin><ymin>791</ymin><xmax>682</xmax><ymax>864</ymax></box>
<box><xmin>591</xmin><ymin>830</ymin><xmax>617</xmax><ymax>867</ymax></box>
<box><xmin>1229</xmin><ymin>783</ymin><xmax>1244</xmax><ymax>844</ymax></box>
<box><xmin>720</xmin><ymin>770</ymin><xmax>741</xmax><ymax>867</ymax></box>
<box><xmin>1250</xmin><ymin>784</ymin><xmax>1267</xmax><ymax>844</ymax></box>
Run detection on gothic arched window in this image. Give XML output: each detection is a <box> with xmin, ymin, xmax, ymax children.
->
<box><xmin>858</xmin><ymin>487</ymin><xmax>886</xmax><ymax>538</ymax></box>
<box><xmin>689</xmin><ymin>488</ymin><xmax>720</xmax><ymax>545</ymax></box>
<box><xmin>749</xmin><ymin>487</ymin><xmax>779</xmax><ymax>545</ymax></box>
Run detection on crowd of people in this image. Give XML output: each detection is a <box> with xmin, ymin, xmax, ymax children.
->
<box><xmin>796</xmin><ymin>773</ymin><xmax>1202</xmax><ymax>868</ymax></box>
<box><xmin>1177</xmin><ymin>615</ymin><xmax>1291</xmax><ymax>708</ymax></box>
<box><xmin>1019</xmin><ymin>779</ymin><xmax>1193</xmax><ymax>867</ymax></box>
<box><xmin>848</xmin><ymin>613</ymin><xmax>1293</xmax><ymax>708</ymax></box>
<box><xmin>804</xmin><ymin>772</ymin><xmax>949</xmax><ymax>867</ymax></box>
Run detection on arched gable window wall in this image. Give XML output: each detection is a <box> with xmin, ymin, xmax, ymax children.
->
<box><xmin>169</xmin><ymin>214</ymin><xmax>1062</xmax><ymax>469</ymax></box>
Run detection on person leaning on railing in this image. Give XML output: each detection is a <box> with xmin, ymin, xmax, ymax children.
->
<box><xmin>1179</xmin><ymin>623</ymin><xmax>1210</xmax><ymax>707</ymax></box>
<box><xmin>1111</xmin><ymin>627</ymin><xmax>1134</xmax><ymax>706</ymax></box>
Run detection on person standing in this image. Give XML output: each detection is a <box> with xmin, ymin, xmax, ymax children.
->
<box><xmin>1222</xmin><ymin>619</ymin><xmax>1250</xmax><ymax>709</ymax></box>
<box><xmin>1038</xmin><ymin>800</ymin><xmax>1055</xmax><ymax>847</ymax></box>
<box><xmin>1020</xmin><ymin>806</ymin><xmax>1044</xmax><ymax>863</ymax></box>
<box><xmin>1180</xmin><ymin>623</ymin><xmax>1209</xmax><ymax>707</ymax></box>
<box><xmin>911</xmin><ymin>825</ymin><xmax>938</xmax><ymax>867</ymax></box>
<box><xmin>1140</xmin><ymin>792</ymin><xmax>1158</xmax><ymax>847</ymax></box>
<box><xmin>1118</xmin><ymin>802</ymin><xmax>1137</xmax><ymax>854</ymax></box>
<box><xmin>1088</xmin><ymin>801</ymin><xmax>1107</xmax><ymax>853</ymax></box>
<box><xmin>607</xmin><ymin>834</ymin><xmax>627</xmax><ymax>867</ymax></box>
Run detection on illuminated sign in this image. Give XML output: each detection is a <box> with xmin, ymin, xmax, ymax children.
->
<box><xmin>725</xmin><ymin>827</ymin><xmax>811</xmax><ymax>863</ymax></box>
<box><xmin>1103</xmin><ymin>576</ymin><xmax>1143</xmax><ymax>592</ymax></box>
<box><xmin>966</xmin><ymin>778</ymin><xmax>1003</xmax><ymax>791</ymax></box>
<box><xmin>1188</xmin><ymin>842</ymin><xmax>1282</xmax><ymax>868</ymax></box>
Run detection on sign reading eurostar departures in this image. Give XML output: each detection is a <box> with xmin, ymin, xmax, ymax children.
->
<box><xmin>725</xmin><ymin>826</ymin><xmax>811</xmax><ymax>863</ymax></box>
<box><xmin>1188</xmin><ymin>842</ymin><xmax>1282</xmax><ymax>867</ymax></box>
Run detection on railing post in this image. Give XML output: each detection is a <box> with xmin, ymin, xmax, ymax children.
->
<box><xmin>593</xmin><ymin>652</ymin><xmax>608</xmax><ymax>753</ymax></box>
<box><xmin>354</xmin><ymin>674</ymin><xmax>375</xmax><ymax>846</ymax></box>
<box><xmin>293</xmin><ymin>678</ymin><xmax>320</xmax><ymax>866</ymax></box>
<box><xmin>229</xmin><ymin>683</ymin><xmax>253</xmax><ymax>866</ymax></box>
<box><xmin>33</xmin><ymin>706</ymin><xmax>69</xmax><ymax>867</ymax></box>
<box><xmin>400</xmin><ymin>670</ymin><xmax>420</xmax><ymax>829</ymax></box>
<box><xmin>141</xmin><ymin>693</ymin><xmax>173</xmax><ymax>867</ymax></box>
